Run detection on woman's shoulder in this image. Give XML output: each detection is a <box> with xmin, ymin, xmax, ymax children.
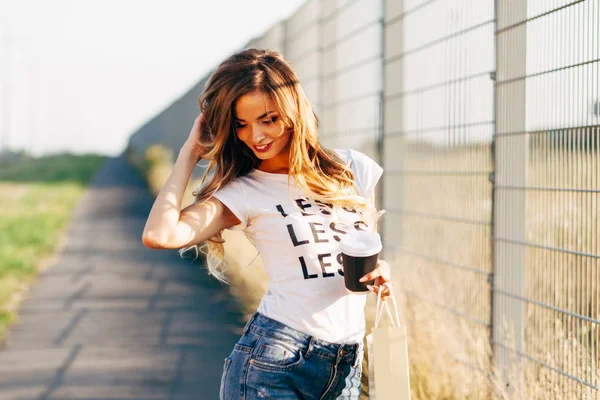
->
<box><xmin>331</xmin><ymin>148</ymin><xmax>383</xmax><ymax>197</ymax></box>
<box><xmin>331</xmin><ymin>148</ymin><xmax>351</xmax><ymax>161</ymax></box>
<box><xmin>213</xmin><ymin>173</ymin><xmax>253</xmax><ymax>197</ymax></box>
<box><xmin>215</xmin><ymin>169</ymin><xmax>286</xmax><ymax>197</ymax></box>
<box><xmin>331</xmin><ymin>148</ymin><xmax>379</xmax><ymax>168</ymax></box>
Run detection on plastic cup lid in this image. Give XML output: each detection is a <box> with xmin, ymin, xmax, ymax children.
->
<box><xmin>339</xmin><ymin>231</ymin><xmax>382</xmax><ymax>257</ymax></box>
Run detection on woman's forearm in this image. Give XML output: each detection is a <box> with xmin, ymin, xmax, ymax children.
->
<box><xmin>142</xmin><ymin>145</ymin><xmax>201</xmax><ymax>247</ymax></box>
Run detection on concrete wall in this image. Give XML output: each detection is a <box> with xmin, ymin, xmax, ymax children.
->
<box><xmin>127</xmin><ymin>76</ymin><xmax>209</xmax><ymax>179</ymax></box>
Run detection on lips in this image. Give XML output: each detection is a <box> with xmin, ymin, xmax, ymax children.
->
<box><xmin>253</xmin><ymin>142</ymin><xmax>273</xmax><ymax>153</ymax></box>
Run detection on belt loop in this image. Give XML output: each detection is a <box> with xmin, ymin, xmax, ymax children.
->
<box><xmin>334</xmin><ymin>345</ymin><xmax>344</xmax><ymax>367</ymax></box>
<box><xmin>353</xmin><ymin>344</ymin><xmax>362</xmax><ymax>368</ymax></box>
<box><xmin>306</xmin><ymin>336</ymin><xmax>315</xmax><ymax>358</ymax></box>
<box><xmin>242</xmin><ymin>312</ymin><xmax>258</xmax><ymax>335</ymax></box>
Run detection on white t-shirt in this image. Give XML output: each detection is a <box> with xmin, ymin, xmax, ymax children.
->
<box><xmin>212</xmin><ymin>149</ymin><xmax>383</xmax><ymax>344</ymax></box>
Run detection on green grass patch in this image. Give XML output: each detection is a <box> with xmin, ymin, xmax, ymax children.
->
<box><xmin>0</xmin><ymin>153</ymin><xmax>105</xmax><ymax>183</ymax></box>
<box><xmin>0</xmin><ymin>153</ymin><xmax>106</xmax><ymax>340</ymax></box>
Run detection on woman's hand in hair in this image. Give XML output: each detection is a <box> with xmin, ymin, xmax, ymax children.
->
<box><xmin>359</xmin><ymin>259</ymin><xmax>393</xmax><ymax>301</ymax></box>
<box><xmin>182</xmin><ymin>114</ymin><xmax>213</xmax><ymax>160</ymax></box>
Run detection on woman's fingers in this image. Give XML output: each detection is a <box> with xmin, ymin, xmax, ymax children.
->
<box><xmin>359</xmin><ymin>259</ymin><xmax>391</xmax><ymax>283</ymax></box>
<box><xmin>359</xmin><ymin>268</ymin><xmax>382</xmax><ymax>283</ymax></box>
<box><xmin>361</xmin><ymin>259</ymin><xmax>393</xmax><ymax>300</ymax></box>
<box><xmin>367</xmin><ymin>283</ymin><xmax>392</xmax><ymax>300</ymax></box>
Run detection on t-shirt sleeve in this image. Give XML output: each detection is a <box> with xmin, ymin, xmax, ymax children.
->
<box><xmin>345</xmin><ymin>149</ymin><xmax>384</xmax><ymax>198</ymax></box>
<box><xmin>211</xmin><ymin>179</ymin><xmax>248</xmax><ymax>231</ymax></box>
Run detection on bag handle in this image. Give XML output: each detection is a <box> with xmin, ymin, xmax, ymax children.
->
<box><xmin>373</xmin><ymin>283</ymin><xmax>388</xmax><ymax>328</ymax></box>
<box><xmin>373</xmin><ymin>282</ymin><xmax>402</xmax><ymax>328</ymax></box>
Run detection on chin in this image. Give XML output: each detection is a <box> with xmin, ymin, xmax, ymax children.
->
<box><xmin>254</xmin><ymin>153</ymin><xmax>271</xmax><ymax>160</ymax></box>
<box><xmin>256</xmin><ymin>153</ymin><xmax>280</xmax><ymax>161</ymax></box>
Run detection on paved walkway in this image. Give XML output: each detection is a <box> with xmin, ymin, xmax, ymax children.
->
<box><xmin>0</xmin><ymin>155</ymin><xmax>246</xmax><ymax>400</ymax></box>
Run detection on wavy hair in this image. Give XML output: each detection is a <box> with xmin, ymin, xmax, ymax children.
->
<box><xmin>180</xmin><ymin>48</ymin><xmax>382</xmax><ymax>283</ymax></box>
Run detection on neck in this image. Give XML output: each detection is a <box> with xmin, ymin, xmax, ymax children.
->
<box><xmin>258</xmin><ymin>155</ymin><xmax>289</xmax><ymax>174</ymax></box>
<box><xmin>258</xmin><ymin>142</ymin><xmax>291</xmax><ymax>174</ymax></box>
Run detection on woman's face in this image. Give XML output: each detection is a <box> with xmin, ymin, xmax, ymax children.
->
<box><xmin>234</xmin><ymin>90</ymin><xmax>291</xmax><ymax>161</ymax></box>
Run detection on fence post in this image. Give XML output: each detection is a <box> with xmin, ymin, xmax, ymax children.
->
<box><xmin>377</xmin><ymin>0</ymin><xmax>386</xmax><ymax>239</ymax></box>
<box><xmin>382</xmin><ymin>0</ymin><xmax>404</xmax><ymax>254</ymax></box>
<box><xmin>317</xmin><ymin>0</ymin><xmax>324</xmax><ymax>122</ymax></box>
<box><xmin>493</xmin><ymin>0</ymin><xmax>528</xmax><ymax>391</ymax></box>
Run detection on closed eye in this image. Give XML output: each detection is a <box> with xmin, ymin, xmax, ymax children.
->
<box><xmin>263</xmin><ymin>116</ymin><xmax>279</xmax><ymax>124</ymax></box>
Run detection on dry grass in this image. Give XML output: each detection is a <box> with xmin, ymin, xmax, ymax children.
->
<box><xmin>128</xmin><ymin>144</ymin><xmax>175</xmax><ymax>196</ymax></box>
<box><xmin>219</xmin><ymin>230</ymin><xmax>268</xmax><ymax>317</ymax></box>
<box><xmin>388</xmin><ymin>142</ymin><xmax>599</xmax><ymax>399</ymax></box>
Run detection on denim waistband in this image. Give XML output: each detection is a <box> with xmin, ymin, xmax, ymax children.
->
<box><xmin>242</xmin><ymin>312</ymin><xmax>362</xmax><ymax>368</ymax></box>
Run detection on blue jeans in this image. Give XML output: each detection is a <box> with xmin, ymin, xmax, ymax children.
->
<box><xmin>220</xmin><ymin>312</ymin><xmax>363</xmax><ymax>399</ymax></box>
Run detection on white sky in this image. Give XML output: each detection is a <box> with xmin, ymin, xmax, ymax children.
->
<box><xmin>0</xmin><ymin>0</ymin><xmax>306</xmax><ymax>156</ymax></box>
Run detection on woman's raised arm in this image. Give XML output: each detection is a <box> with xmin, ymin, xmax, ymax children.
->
<box><xmin>141</xmin><ymin>115</ymin><xmax>240</xmax><ymax>249</ymax></box>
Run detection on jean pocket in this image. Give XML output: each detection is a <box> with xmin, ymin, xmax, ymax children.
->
<box><xmin>250</xmin><ymin>337</ymin><xmax>305</xmax><ymax>371</ymax></box>
<box><xmin>219</xmin><ymin>357</ymin><xmax>232</xmax><ymax>400</ymax></box>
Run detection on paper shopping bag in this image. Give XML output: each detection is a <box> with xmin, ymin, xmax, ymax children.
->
<box><xmin>367</xmin><ymin>283</ymin><xmax>411</xmax><ymax>400</ymax></box>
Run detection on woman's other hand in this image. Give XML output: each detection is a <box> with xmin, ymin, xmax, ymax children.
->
<box><xmin>182</xmin><ymin>114</ymin><xmax>213</xmax><ymax>160</ymax></box>
<box><xmin>359</xmin><ymin>259</ymin><xmax>393</xmax><ymax>300</ymax></box>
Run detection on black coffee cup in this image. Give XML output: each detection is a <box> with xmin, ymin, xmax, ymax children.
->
<box><xmin>340</xmin><ymin>231</ymin><xmax>382</xmax><ymax>293</ymax></box>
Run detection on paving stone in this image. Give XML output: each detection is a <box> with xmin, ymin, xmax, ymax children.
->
<box><xmin>48</xmin><ymin>385</ymin><xmax>171</xmax><ymax>400</ymax></box>
<box><xmin>20</xmin><ymin>276</ymin><xmax>90</xmax><ymax>300</ymax></box>
<box><xmin>0</xmin><ymin>347</ymin><xmax>73</xmax><ymax>385</ymax></box>
<box><xmin>0</xmin><ymin>386</ymin><xmax>48</xmax><ymax>400</ymax></box>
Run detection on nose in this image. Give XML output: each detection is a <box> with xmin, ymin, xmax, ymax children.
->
<box><xmin>251</xmin><ymin>124</ymin><xmax>266</xmax><ymax>144</ymax></box>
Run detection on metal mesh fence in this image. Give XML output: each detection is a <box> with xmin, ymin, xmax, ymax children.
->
<box><xmin>494</xmin><ymin>0</ymin><xmax>599</xmax><ymax>395</ymax></box>
<box><xmin>382</xmin><ymin>0</ymin><xmax>497</xmax><ymax>393</ymax></box>
<box><xmin>316</xmin><ymin>0</ymin><xmax>383</xmax><ymax>164</ymax></box>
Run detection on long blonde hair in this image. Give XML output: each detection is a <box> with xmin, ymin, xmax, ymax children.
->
<box><xmin>180</xmin><ymin>48</ymin><xmax>382</xmax><ymax>283</ymax></box>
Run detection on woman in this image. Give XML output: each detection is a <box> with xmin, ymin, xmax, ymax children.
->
<box><xmin>142</xmin><ymin>48</ymin><xmax>392</xmax><ymax>399</ymax></box>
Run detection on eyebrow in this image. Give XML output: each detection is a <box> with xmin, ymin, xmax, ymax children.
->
<box><xmin>235</xmin><ymin>111</ymin><xmax>277</xmax><ymax>122</ymax></box>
